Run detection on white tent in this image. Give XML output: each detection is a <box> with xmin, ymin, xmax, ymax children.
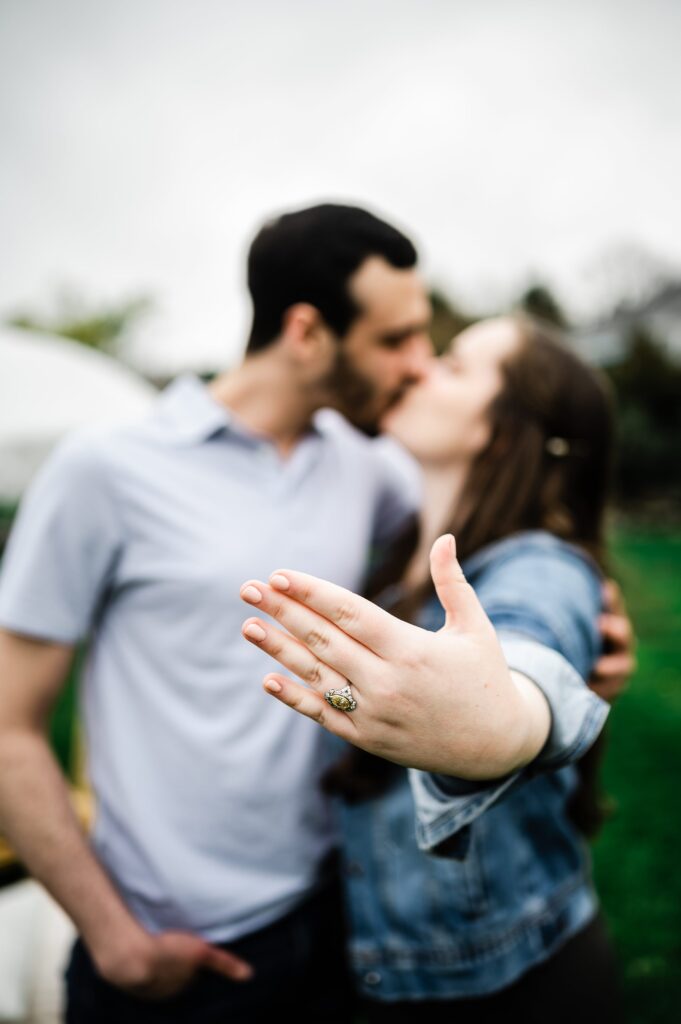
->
<box><xmin>0</xmin><ymin>326</ymin><xmax>157</xmax><ymax>502</ymax></box>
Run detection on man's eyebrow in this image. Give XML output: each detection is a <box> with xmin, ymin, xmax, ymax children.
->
<box><xmin>379</xmin><ymin>321</ymin><xmax>432</xmax><ymax>343</ymax></box>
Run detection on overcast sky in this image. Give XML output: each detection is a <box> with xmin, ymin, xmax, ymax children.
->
<box><xmin>1</xmin><ymin>0</ymin><xmax>680</xmax><ymax>373</ymax></box>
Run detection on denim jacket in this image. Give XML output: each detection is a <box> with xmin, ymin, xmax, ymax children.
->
<box><xmin>337</xmin><ymin>531</ymin><xmax>610</xmax><ymax>1000</ymax></box>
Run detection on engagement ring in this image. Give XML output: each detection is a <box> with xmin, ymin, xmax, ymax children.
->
<box><xmin>324</xmin><ymin>685</ymin><xmax>357</xmax><ymax>712</ymax></box>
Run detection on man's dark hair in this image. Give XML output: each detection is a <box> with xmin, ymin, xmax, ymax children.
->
<box><xmin>245</xmin><ymin>203</ymin><xmax>417</xmax><ymax>353</ymax></box>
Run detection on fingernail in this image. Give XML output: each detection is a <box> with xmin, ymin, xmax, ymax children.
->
<box><xmin>446</xmin><ymin>534</ymin><xmax>456</xmax><ymax>556</ymax></box>
<box><xmin>269</xmin><ymin>574</ymin><xmax>290</xmax><ymax>591</ymax></box>
<box><xmin>264</xmin><ymin>678</ymin><xmax>282</xmax><ymax>694</ymax></box>
<box><xmin>241</xmin><ymin>585</ymin><xmax>263</xmax><ymax>603</ymax></box>
<box><xmin>244</xmin><ymin>623</ymin><xmax>266</xmax><ymax>642</ymax></box>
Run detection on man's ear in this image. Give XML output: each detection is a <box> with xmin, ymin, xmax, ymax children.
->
<box><xmin>280</xmin><ymin>304</ymin><xmax>335</xmax><ymax>363</ymax></box>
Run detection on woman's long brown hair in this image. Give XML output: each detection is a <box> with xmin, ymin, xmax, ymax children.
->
<box><xmin>325</xmin><ymin>313</ymin><xmax>615</xmax><ymax>838</ymax></box>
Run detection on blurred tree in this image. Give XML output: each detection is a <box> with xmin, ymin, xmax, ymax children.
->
<box><xmin>429</xmin><ymin>289</ymin><xmax>474</xmax><ymax>353</ymax></box>
<box><xmin>7</xmin><ymin>291</ymin><xmax>152</xmax><ymax>358</ymax></box>
<box><xmin>604</xmin><ymin>327</ymin><xmax>681</xmax><ymax>506</ymax></box>
<box><xmin>580</xmin><ymin>241</ymin><xmax>676</xmax><ymax>321</ymax></box>
<box><xmin>519</xmin><ymin>283</ymin><xmax>568</xmax><ymax>327</ymax></box>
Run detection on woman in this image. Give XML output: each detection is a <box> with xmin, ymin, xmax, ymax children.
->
<box><xmin>240</xmin><ymin>314</ymin><xmax>622</xmax><ymax>1021</ymax></box>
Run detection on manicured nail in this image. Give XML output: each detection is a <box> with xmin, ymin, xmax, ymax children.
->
<box><xmin>264</xmin><ymin>677</ymin><xmax>282</xmax><ymax>694</ymax></box>
<box><xmin>269</xmin><ymin>574</ymin><xmax>290</xmax><ymax>591</ymax></box>
<box><xmin>243</xmin><ymin>623</ymin><xmax>266</xmax><ymax>642</ymax></box>
<box><xmin>241</xmin><ymin>585</ymin><xmax>263</xmax><ymax>603</ymax></box>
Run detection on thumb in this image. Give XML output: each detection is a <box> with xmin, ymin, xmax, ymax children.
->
<box><xmin>429</xmin><ymin>534</ymin><xmax>487</xmax><ymax>633</ymax></box>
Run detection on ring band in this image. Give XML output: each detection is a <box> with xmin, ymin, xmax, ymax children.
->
<box><xmin>324</xmin><ymin>685</ymin><xmax>357</xmax><ymax>712</ymax></box>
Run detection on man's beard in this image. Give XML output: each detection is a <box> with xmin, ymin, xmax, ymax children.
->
<box><xmin>321</xmin><ymin>347</ymin><xmax>405</xmax><ymax>437</ymax></box>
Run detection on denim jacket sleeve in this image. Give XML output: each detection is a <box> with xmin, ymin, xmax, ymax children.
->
<box><xmin>408</xmin><ymin>535</ymin><xmax>610</xmax><ymax>856</ymax></box>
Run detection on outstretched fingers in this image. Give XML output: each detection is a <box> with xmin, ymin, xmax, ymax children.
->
<box><xmin>240</xmin><ymin>580</ymin><xmax>379</xmax><ymax>681</ymax></box>
<box><xmin>241</xmin><ymin>616</ymin><xmax>349</xmax><ymax>694</ymax></box>
<box><xmin>264</xmin><ymin>570</ymin><xmax>403</xmax><ymax>658</ymax></box>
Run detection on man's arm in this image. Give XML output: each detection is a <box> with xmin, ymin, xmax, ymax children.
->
<box><xmin>0</xmin><ymin>629</ymin><xmax>252</xmax><ymax>997</ymax></box>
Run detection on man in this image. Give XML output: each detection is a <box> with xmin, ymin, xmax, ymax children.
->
<box><xmin>0</xmin><ymin>204</ymin><xmax>433</xmax><ymax>1022</ymax></box>
<box><xmin>0</xmin><ymin>204</ymin><xmax>628</xmax><ymax>1022</ymax></box>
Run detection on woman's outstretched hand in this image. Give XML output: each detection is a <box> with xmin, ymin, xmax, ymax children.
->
<box><xmin>240</xmin><ymin>535</ymin><xmax>550</xmax><ymax>779</ymax></box>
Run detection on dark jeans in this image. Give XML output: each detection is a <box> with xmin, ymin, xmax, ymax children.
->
<box><xmin>361</xmin><ymin>911</ymin><xmax>623</xmax><ymax>1024</ymax></box>
<box><xmin>65</xmin><ymin>878</ymin><xmax>356</xmax><ymax>1024</ymax></box>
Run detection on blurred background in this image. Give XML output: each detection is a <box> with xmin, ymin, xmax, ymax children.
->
<box><xmin>0</xmin><ymin>1</ymin><xmax>679</xmax><ymax>1021</ymax></box>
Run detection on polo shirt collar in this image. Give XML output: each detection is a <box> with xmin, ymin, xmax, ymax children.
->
<box><xmin>156</xmin><ymin>373</ymin><xmax>325</xmax><ymax>446</ymax></box>
<box><xmin>155</xmin><ymin>374</ymin><xmax>233</xmax><ymax>443</ymax></box>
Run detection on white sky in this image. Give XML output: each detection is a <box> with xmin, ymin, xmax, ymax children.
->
<box><xmin>1</xmin><ymin>0</ymin><xmax>680</xmax><ymax>373</ymax></box>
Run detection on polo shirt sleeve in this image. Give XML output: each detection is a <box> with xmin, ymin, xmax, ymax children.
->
<box><xmin>0</xmin><ymin>432</ymin><xmax>123</xmax><ymax>644</ymax></box>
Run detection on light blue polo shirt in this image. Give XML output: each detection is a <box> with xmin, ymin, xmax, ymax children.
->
<box><xmin>0</xmin><ymin>375</ymin><xmax>421</xmax><ymax>941</ymax></box>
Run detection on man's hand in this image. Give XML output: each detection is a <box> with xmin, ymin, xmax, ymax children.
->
<box><xmin>96</xmin><ymin>928</ymin><xmax>253</xmax><ymax>999</ymax></box>
<box><xmin>590</xmin><ymin>579</ymin><xmax>636</xmax><ymax>703</ymax></box>
<box><xmin>240</xmin><ymin>534</ymin><xmax>550</xmax><ymax>779</ymax></box>
<box><xmin>0</xmin><ymin>628</ymin><xmax>253</xmax><ymax>1003</ymax></box>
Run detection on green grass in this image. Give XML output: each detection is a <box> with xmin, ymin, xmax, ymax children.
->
<box><xmin>49</xmin><ymin>649</ymin><xmax>81</xmax><ymax>774</ymax></box>
<box><xmin>593</xmin><ymin>530</ymin><xmax>681</xmax><ymax>1022</ymax></box>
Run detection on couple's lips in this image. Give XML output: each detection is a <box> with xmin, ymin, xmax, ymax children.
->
<box><xmin>382</xmin><ymin>387</ymin><xmax>413</xmax><ymax>415</ymax></box>
<box><xmin>379</xmin><ymin>396</ymin><xmax>406</xmax><ymax>431</ymax></box>
<box><xmin>379</xmin><ymin>383</ymin><xmax>424</xmax><ymax>430</ymax></box>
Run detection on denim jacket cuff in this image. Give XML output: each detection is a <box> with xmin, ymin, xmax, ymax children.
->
<box><xmin>409</xmin><ymin>768</ymin><xmax>522</xmax><ymax>858</ymax></box>
<box><xmin>409</xmin><ymin>635</ymin><xmax>609</xmax><ymax>856</ymax></box>
<box><xmin>498</xmin><ymin>632</ymin><xmax>610</xmax><ymax>769</ymax></box>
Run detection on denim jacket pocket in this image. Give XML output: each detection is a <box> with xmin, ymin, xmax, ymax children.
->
<box><xmin>342</xmin><ymin>776</ymin><xmax>490</xmax><ymax>951</ymax></box>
